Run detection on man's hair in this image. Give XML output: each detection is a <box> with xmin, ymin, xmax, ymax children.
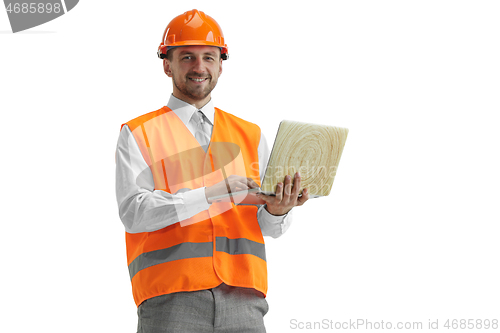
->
<box><xmin>166</xmin><ymin>48</ymin><xmax>175</xmax><ymax>62</ymax></box>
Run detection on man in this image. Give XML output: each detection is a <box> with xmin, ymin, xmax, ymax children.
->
<box><xmin>115</xmin><ymin>9</ymin><xmax>309</xmax><ymax>333</ymax></box>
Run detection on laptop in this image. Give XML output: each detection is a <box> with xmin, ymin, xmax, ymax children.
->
<box><xmin>207</xmin><ymin>120</ymin><xmax>349</xmax><ymax>204</ymax></box>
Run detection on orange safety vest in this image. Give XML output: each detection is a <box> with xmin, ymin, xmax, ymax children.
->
<box><xmin>121</xmin><ymin>106</ymin><xmax>267</xmax><ymax>307</ymax></box>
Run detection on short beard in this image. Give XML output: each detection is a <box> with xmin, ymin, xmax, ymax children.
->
<box><xmin>172</xmin><ymin>73</ymin><xmax>217</xmax><ymax>102</ymax></box>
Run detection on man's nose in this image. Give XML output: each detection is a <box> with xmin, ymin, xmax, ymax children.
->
<box><xmin>191</xmin><ymin>57</ymin><xmax>204</xmax><ymax>73</ymax></box>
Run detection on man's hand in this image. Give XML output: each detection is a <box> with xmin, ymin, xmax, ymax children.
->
<box><xmin>205</xmin><ymin>175</ymin><xmax>259</xmax><ymax>203</ymax></box>
<box><xmin>256</xmin><ymin>172</ymin><xmax>309</xmax><ymax>216</ymax></box>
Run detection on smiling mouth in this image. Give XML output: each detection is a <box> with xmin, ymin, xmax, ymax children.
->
<box><xmin>189</xmin><ymin>77</ymin><xmax>208</xmax><ymax>82</ymax></box>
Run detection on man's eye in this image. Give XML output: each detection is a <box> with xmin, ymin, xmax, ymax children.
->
<box><xmin>182</xmin><ymin>56</ymin><xmax>192</xmax><ymax>60</ymax></box>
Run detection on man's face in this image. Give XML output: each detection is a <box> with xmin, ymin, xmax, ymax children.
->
<box><xmin>164</xmin><ymin>45</ymin><xmax>223</xmax><ymax>106</ymax></box>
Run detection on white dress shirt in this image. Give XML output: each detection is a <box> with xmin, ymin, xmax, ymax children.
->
<box><xmin>115</xmin><ymin>95</ymin><xmax>292</xmax><ymax>237</ymax></box>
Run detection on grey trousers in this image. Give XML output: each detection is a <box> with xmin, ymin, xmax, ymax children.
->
<box><xmin>137</xmin><ymin>283</ymin><xmax>268</xmax><ymax>333</ymax></box>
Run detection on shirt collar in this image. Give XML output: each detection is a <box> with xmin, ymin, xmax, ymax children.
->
<box><xmin>166</xmin><ymin>94</ymin><xmax>214</xmax><ymax>125</ymax></box>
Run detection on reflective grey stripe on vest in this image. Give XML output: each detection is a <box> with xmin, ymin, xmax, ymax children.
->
<box><xmin>128</xmin><ymin>237</ymin><xmax>266</xmax><ymax>280</ymax></box>
<box><xmin>216</xmin><ymin>237</ymin><xmax>266</xmax><ymax>262</ymax></box>
<box><xmin>128</xmin><ymin>241</ymin><xmax>212</xmax><ymax>280</ymax></box>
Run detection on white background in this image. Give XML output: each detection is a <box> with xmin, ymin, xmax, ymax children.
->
<box><xmin>1</xmin><ymin>1</ymin><xmax>499</xmax><ymax>332</ymax></box>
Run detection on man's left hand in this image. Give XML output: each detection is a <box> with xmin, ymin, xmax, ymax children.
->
<box><xmin>256</xmin><ymin>172</ymin><xmax>309</xmax><ymax>216</ymax></box>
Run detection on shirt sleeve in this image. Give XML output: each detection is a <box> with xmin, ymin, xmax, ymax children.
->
<box><xmin>256</xmin><ymin>131</ymin><xmax>293</xmax><ymax>238</ymax></box>
<box><xmin>115</xmin><ymin>125</ymin><xmax>211</xmax><ymax>234</ymax></box>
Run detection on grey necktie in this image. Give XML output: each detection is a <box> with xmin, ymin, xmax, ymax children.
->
<box><xmin>191</xmin><ymin>110</ymin><xmax>211</xmax><ymax>152</ymax></box>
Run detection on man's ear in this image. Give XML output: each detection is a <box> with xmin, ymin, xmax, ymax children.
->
<box><xmin>164</xmin><ymin>59</ymin><xmax>172</xmax><ymax>77</ymax></box>
<box><xmin>219</xmin><ymin>57</ymin><xmax>223</xmax><ymax>76</ymax></box>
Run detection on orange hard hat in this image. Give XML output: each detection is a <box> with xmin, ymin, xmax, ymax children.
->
<box><xmin>158</xmin><ymin>9</ymin><xmax>229</xmax><ymax>60</ymax></box>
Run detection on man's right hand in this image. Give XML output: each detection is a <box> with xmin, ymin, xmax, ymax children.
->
<box><xmin>205</xmin><ymin>175</ymin><xmax>259</xmax><ymax>203</ymax></box>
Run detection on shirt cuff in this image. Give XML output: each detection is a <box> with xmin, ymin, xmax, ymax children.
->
<box><xmin>257</xmin><ymin>205</ymin><xmax>293</xmax><ymax>238</ymax></box>
<box><xmin>154</xmin><ymin>187</ymin><xmax>211</xmax><ymax>222</ymax></box>
<box><xmin>260</xmin><ymin>205</ymin><xmax>288</xmax><ymax>223</ymax></box>
<box><xmin>183</xmin><ymin>187</ymin><xmax>211</xmax><ymax>212</ymax></box>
